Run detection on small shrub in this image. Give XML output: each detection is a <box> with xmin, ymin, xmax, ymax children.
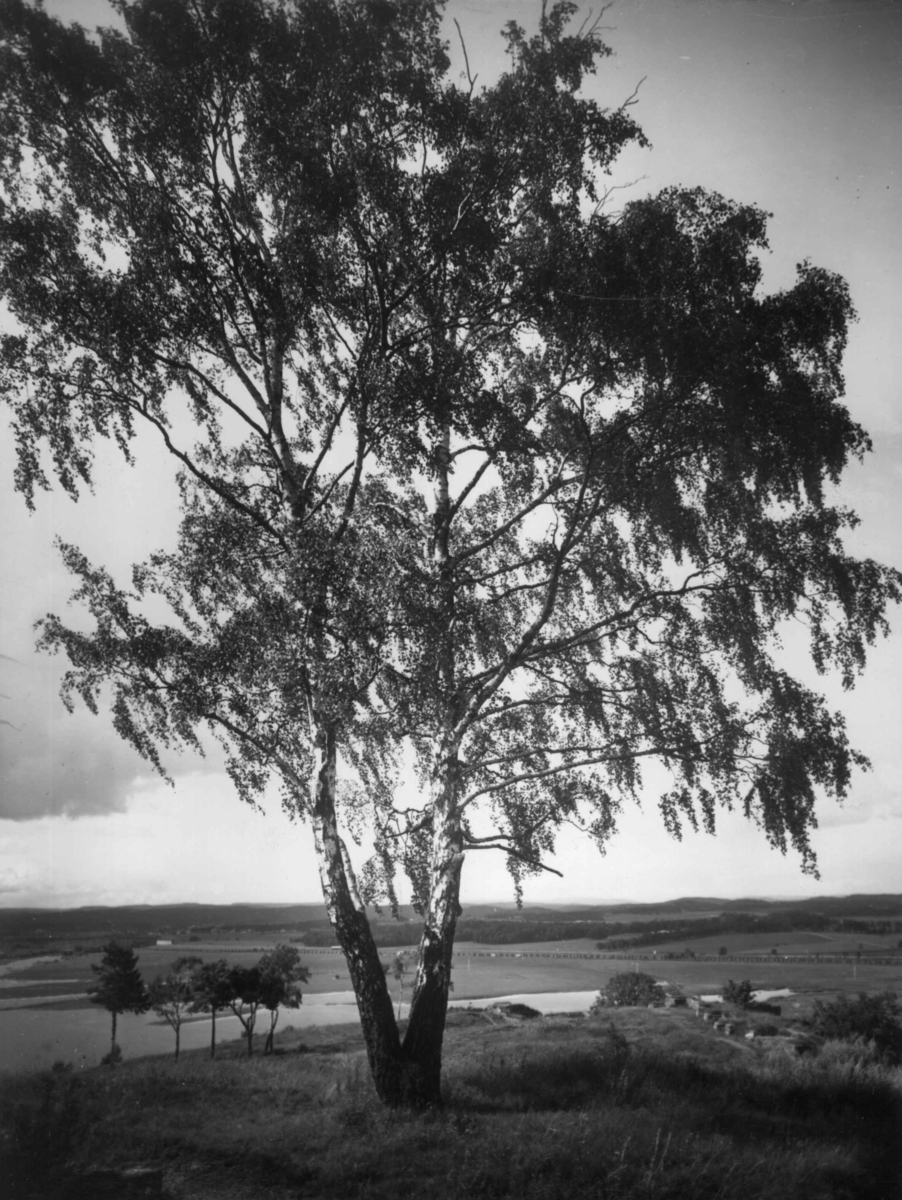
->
<box><xmin>595</xmin><ymin>972</ymin><xmax>664</xmax><ymax>1008</ymax></box>
<box><xmin>722</xmin><ymin>979</ymin><xmax>754</xmax><ymax>1008</ymax></box>
<box><xmin>817</xmin><ymin>1037</ymin><xmax>889</xmax><ymax>1071</ymax></box>
<box><xmin>752</xmin><ymin>1022</ymin><xmax>779</xmax><ymax>1037</ymax></box>
<box><xmin>810</xmin><ymin>991</ymin><xmax>902</xmax><ymax>1064</ymax></box>
<box><xmin>599</xmin><ymin>1021</ymin><xmax>631</xmax><ymax>1066</ymax></box>
<box><xmin>0</xmin><ymin>1063</ymin><xmax>95</xmax><ymax>1192</ymax></box>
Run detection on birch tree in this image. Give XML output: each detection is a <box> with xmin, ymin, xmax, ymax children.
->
<box><xmin>2</xmin><ymin>0</ymin><xmax>897</xmax><ymax>1107</ymax></box>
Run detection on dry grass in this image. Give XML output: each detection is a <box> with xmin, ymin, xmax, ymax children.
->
<box><xmin>2</xmin><ymin>1008</ymin><xmax>900</xmax><ymax>1199</ymax></box>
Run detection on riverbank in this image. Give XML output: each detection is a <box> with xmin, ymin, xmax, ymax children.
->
<box><xmin>3</xmin><ymin>940</ymin><xmax>897</xmax><ymax>1075</ymax></box>
<box><xmin>0</xmin><ymin>989</ymin><xmax>603</xmax><ymax>1075</ymax></box>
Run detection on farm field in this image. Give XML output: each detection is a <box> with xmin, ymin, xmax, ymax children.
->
<box><xmin>623</xmin><ymin>929</ymin><xmax>902</xmax><ymax>957</ymax></box>
<box><xmin>3</xmin><ymin>932</ymin><xmax>901</xmax><ymax>1014</ymax></box>
<box><xmin>449</xmin><ymin>945</ymin><xmax>902</xmax><ymax>1021</ymax></box>
<box><xmin>2</xmin><ymin>928</ymin><xmax>901</xmax><ymax>1075</ymax></box>
<box><xmin>0</xmin><ymin>944</ymin><xmax>357</xmax><ymax>1006</ymax></box>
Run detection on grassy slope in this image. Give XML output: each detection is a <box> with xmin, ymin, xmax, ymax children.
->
<box><xmin>2</xmin><ymin>1008</ymin><xmax>900</xmax><ymax>1200</ymax></box>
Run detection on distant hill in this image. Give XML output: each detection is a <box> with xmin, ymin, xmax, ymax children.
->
<box><xmin>2</xmin><ymin>894</ymin><xmax>900</xmax><ymax>952</ymax></box>
<box><xmin>0</xmin><ymin>902</ymin><xmax>332</xmax><ymax>942</ymax></box>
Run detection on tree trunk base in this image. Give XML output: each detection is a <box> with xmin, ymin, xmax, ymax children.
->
<box><xmin>371</xmin><ymin>1055</ymin><xmax>443</xmax><ymax>1110</ymax></box>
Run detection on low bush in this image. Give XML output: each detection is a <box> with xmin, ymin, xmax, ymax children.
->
<box><xmin>751</xmin><ymin>1022</ymin><xmax>779</xmax><ymax>1037</ymax></box>
<box><xmin>722</xmin><ymin>979</ymin><xmax>754</xmax><ymax>1008</ymax></box>
<box><xmin>594</xmin><ymin>972</ymin><xmax>665</xmax><ymax>1009</ymax></box>
<box><xmin>0</xmin><ymin>1061</ymin><xmax>98</xmax><ymax>1196</ymax></box>
<box><xmin>810</xmin><ymin>991</ymin><xmax>902</xmax><ymax>1064</ymax></box>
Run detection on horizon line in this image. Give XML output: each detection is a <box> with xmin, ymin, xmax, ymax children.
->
<box><xmin>2</xmin><ymin>890</ymin><xmax>901</xmax><ymax>913</ymax></box>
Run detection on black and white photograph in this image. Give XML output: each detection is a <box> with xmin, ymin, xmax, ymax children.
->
<box><xmin>1</xmin><ymin>0</ymin><xmax>901</xmax><ymax>1196</ymax></box>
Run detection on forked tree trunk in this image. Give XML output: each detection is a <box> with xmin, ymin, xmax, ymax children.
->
<box><xmin>396</xmin><ymin>425</ymin><xmax>465</xmax><ymax>1106</ymax></box>
<box><xmin>310</xmin><ymin>707</ymin><xmax>466</xmax><ymax>1108</ymax></box>
<box><xmin>310</xmin><ymin>722</ymin><xmax>411</xmax><ymax>1103</ymax></box>
<box><xmin>400</xmin><ymin>763</ymin><xmax>464</xmax><ymax>1107</ymax></box>
<box><xmin>307</xmin><ymin>427</ymin><xmax>466</xmax><ymax>1108</ymax></box>
<box><xmin>265</xmin><ymin>1010</ymin><xmax>278</xmax><ymax>1054</ymax></box>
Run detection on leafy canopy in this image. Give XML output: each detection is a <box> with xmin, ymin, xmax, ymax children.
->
<box><xmin>147</xmin><ymin>969</ymin><xmax>195</xmax><ymax>1044</ymax></box>
<box><xmin>87</xmin><ymin>941</ymin><xmax>149</xmax><ymax>1017</ymax></box>
<box><xmin>0</xmin><ymin>0</ymin><xmax>899</xmax><ymax>908</ymax></box>
<box><xmin>597</xmin><ymin>972</ymin><xmax>665</xmax><ymax>1009</ymax></box>
<box><xmin>811</xmin><ymin>991</ymin><xmax>902</xmax><ymax>1064</ymax></box>
<box><xmin>722</xmin><ymin>979</ymin><xmax>754</xmax><ymax>1009</ymax></box>
<box><xmin>189</xmin><ymin>958</ymin><xmax>235</xmax><ymax>1015</ymax></box>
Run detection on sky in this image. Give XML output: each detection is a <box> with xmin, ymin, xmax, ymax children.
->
<box><xmin>1</xmin><ymin>0</ymin><xmax>901</xmax><ymax>909</ymax></box>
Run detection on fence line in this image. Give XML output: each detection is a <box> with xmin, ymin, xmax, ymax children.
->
<box><xmin>165</xmin><ymin>944</ymin><xmax>902</xmax><ymax>967</ymax></box>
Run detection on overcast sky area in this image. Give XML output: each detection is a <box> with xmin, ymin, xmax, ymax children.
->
<box><xmin>1</xmin><ymin>0</ymin><xmax>900</xmax><ymax>909</ymax></box>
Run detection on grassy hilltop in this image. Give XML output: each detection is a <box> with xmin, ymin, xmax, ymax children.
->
<box><xmin>3</xmin><ymin>1005</ymin><xmax>900</xmax><ymax>1200</ymax></box>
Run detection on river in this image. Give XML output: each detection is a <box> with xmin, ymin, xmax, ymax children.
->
<box><xmin>0</xmin><ymin>989</ymin><xmax>599</xmax><ymax>1075</ymax></box>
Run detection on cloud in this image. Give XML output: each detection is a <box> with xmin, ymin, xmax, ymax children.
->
<box><xmin>0</xmin><ymin>654</ymin><xmax>213</xmax><ymax>821</ymax></box>
<box><xmin>815</xmin><ymin>775</ymin><xmax>902</xmax><ymax>829</ymax></box>
<box><xmin>0</xmin><ymin>779</ymin><xmax>321</xmax><ymax>908</ymax></box>
<box><xmin>1</xmin><ymin>400</ymin><xmax>193</xmax><ymax>822</ymax></box>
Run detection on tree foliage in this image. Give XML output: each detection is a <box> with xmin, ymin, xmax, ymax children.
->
<box><xmin>226</xmin><ymin>965</ymin><xmax>265</xmax><ymax>1057</ymax></box>
<box><xmin>811</xmin><ymin>991</ymin><xmax>902</xmax><ymax>1064</ymax></box>
<box><xmin>2</xmin><ymin>0</ymin><xmax>899</xmax><ymax>1107</ymax></box>
<box><xmin>87</xmin><ymin>941</ymin><xmax>149</xmax><ymax>1054</ymax></box>
<box><xmin>258</xmin><ymin>943</ymin><xmax>310</xmax><ymax>1053</ymax></box>
<box><xmin>147</xmin><ymin>960</ymin><xmax>198</xmax><ymax>1060</ymax></box>
<box><xmin>189</xmin><ymin>958</ymin><xmax>235</xmax><ymax>1059</ymax></box>
<box><xmin>596</xmin><ymin>972</ymin><xmax>664</xmax><ymax>1009</ymax></box>
<box><xmin>722</xmin><ymin>979</ymin><xmax>754</xmax><ymax>1008</ymax></box>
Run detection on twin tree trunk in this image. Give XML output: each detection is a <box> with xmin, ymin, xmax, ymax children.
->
<box><xmin>310</xmin><ymin>723</ymin><xmax>463</xmax><ymax>1108</ymax></box>
<box><xmin>308</xmin><ymin>426</ymin><xmax>462</xmax><ymax>1108</ymax></box>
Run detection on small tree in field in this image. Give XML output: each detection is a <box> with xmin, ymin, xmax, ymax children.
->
<box><xmin>147</xmin><ymin>961</ymin><xmax>198</xmax><ymax>1061</ymax></box>
<box><xmin>258</xmin><ymin>945</ymin><xmax>310</xmax><ymax>1054</ymax></box>
<box><xmin>385</xmin><ymin>952</ymin><xmax>411</xmax><ymax>1021</ymax></box>
<box><xmin>87</xmin><ymin>942</ymin><xmax>149</xmax><ymax>1058</ymax></box>
<box><xmin>190</xmin><ymin>959</ymin><xmax>235</xmax><ymax>1060</ymax></box>
<box><xmin>227</xmin><ymin>966</ymin><xmax>265</xmax><ymax>1058</ymax></box>
<box><xmin>596</xmin><ymin>972</ymin><xmax>665</xmax><ymax>1009</ymax></box>
<box><xmin>722</xmin><ymin>979</ymin><xmax>754</xmax><ymax>1009</ymax></box>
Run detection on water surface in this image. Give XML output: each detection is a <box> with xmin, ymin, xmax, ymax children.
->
<box><xmin>0</xmin><ymin>989</ymin><xmax>599</xmax><ymax>1075</ymax></box>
